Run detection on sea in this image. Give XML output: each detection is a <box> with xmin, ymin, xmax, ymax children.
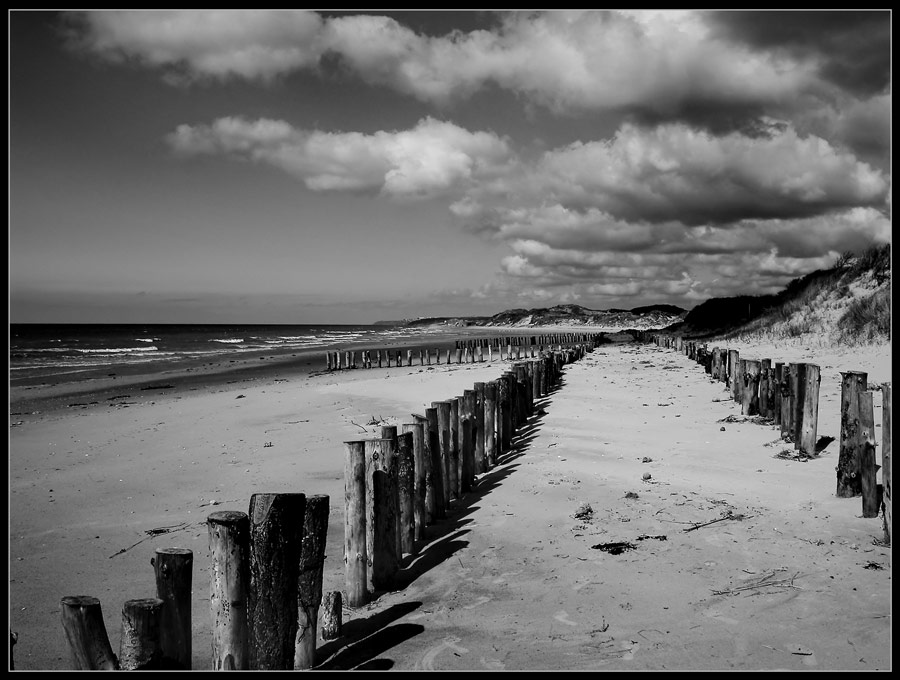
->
<box><xmin>8</xmin><ymin>323</ymin><xmax>467</xmax><ymax>387</ymax></box>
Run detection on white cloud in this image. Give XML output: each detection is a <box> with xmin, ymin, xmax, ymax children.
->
<box><xmin>168</xmin><ymin>116</ymin><xmax>512</xmax><ymax>200</ymax></box>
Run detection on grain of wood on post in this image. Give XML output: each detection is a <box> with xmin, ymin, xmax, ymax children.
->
<box><xmin>321</xmin><ymin>592</ymin><xmax>342</xmax><ymax>641</ymax></box>
<box><xmin>474</xmin><ymin>382</ymin><xmax>487</xmax><ymax>475</ymax></box>
<box><xmin>798</xmin><ymin>364</ymin><xmax>821</xmax><ymax>456</ymax></box>
<box><xmin>207</xmin><ymin>510</ymin><xmax>251</xmax><ymax>670</ymax></box>
<box><xmin>759</xmin><ymin>359</ymin><xmax>771</xmax><ymax>418</ymax></box>
<box><xmin>484</xmin><ymin>381</ymin><xmax>497</xmax><ymax>468</ymax></box>
<box><xmin>462</xmin><ymin>390</ymin><xmax>477</xmax><ymax>492</ymax></box>
<box><xmin>741</xmin><ymin>359</ymin><xmax>761</xmax><ymax>416</ymax></box>
<box><xmin>449</xmin><ymin>399</ymin><xmax>461</xmax><ymax>498</ymax></box>
<box><xmin>859</xmin><ymin>392</ymin><xmax>879</xmax><ymax>519</ymax></box>
<box><xmin>364</xmin><ymin>439</ymin><xmax>399</xmax><ymax>593</ymax></box>
<box><xmin>380</xmin><ymin>426</ymin><xmax>402</xmax><ymax>560</ymax></box>
<box><xmin>837</xmin><ymin>371</ymin><xmax>868</xmax><ymax>498</ymax></box>
<box><xmin>343</xmin><ymin>441</ymin><xmax>368</xmax><ymax>608</ymax></box>
<box><xmin>152</xmin><ymin>547</ymin><xmax>192</xmax><ymax>670</ymax></box>
<box><xmin>60</xmin><ymin>595</ymin><xmax>119</xmax><ymax>670</ymax></box>
<box><xmin>119</xmin><ymin>598</ymin><xmax>164</xmax><ymax>670</ymax></box>
<box><xmin>425</xmin><ymin>407</ymin><xmax>446</xmax><ymax>520</ymax></box>
<box><xmin>294</xmin><ymin>494</ymin><xmax>329</xmax><ymax>670</ymax></box>
<box><xmin>435</xmin><ymin>401</ymin><xmax>454</xmax><ymax>504</ymax></box>
<box><xmin>248</xmin><ymin>492</ymin><xmax>306</xmax><ymax>670</ymax></box>
<box><xmin>401</xmin><ymin>422</ymin><xmax>426</xmax><ymax>543</ymax></box>
<box><xmin>396</xmin><ymin>432</ymin><xmax>415</xmax><ymax>555</ymax></box>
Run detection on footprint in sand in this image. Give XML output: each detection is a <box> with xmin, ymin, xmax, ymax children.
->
<box><xmin>463</xmin><ymin>596</ymin><xmax>492</xmax><ymax>610</ymax></box>
<box><xmin>418</xmin><ymin>636</ymin><xmax>469</xmax><ymax>670</ymax></box>
<box><xmin>492</xmin><ymin>570</ymin><xmax>522</xmax><ymax>585</ymax></box>
<box><xmin>620</xmin><ymin>640</ymin><xmax>640</xmax><ymax>660</ymax></box>
<box><xmin>553</xmin><ymin>610</ymin><xmax>579</xmax><ymax>626</ymax></box>
<box><xmin>480</xmin><ymin>657</ymin><xmax>505</xmax><ymax>670</ymax></box>
<box><xmin>702</xmin><ymin>608</ymin><xmax>739</xmax><ymax>625</ymax></box>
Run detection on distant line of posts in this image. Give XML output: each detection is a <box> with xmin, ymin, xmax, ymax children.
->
<box><xmin>641</xmin><ymin>331</ymin><xmax>891</xmax><ymax>546</ymax></box>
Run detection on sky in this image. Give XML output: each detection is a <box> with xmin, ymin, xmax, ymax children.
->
<box><xmin>9</xmin><ymin>10</ymin><xmax>892</xmax><ymax>324</ymax></box>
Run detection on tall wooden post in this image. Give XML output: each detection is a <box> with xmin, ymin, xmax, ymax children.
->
<box><xmin>484</xmin><ymin>381</ymin><xmax>497</xmax><ymax>468</ymax></box>
<box><xmin>759</xmin><ymin>359</ymin><xmax>771</xmax><ymax>418</ymax></box>
<box><xmin>380</xmin><ymin>426</ymin><xmax>401</xmax><ymax>561</ymax></box>
<box><xmin>401</xmin><ymin>423</ymin><xmax>426</xmax><ymax>544</ymax></box>
<box><xmin>294</xmin><ymin>495</ymin><xmax>329</xmax><ymax>670</ymax></box>
<box><xmin>364</xmin><ymin>439</ymin><xmax>398</xmax><ymax>592</ymax></box>
<box><xmin>474</xmin><ymin>383</ymin><xmax>486</xmax><ymax>475</ymax></box>
<box><xmin>425</xmin><ymin>408</ymin><xmax>446</xmax><ymax>520</ymax></box>
<box><xmin>208</xmin><ymin>510</ymin><xmax>251</xmax><ymax>670</ymax></box>
<box><xmin>434</xmin><ymin>401</ymin><xmax>454</xmax><ymax>504</ymax></box>
<box><xmin>798</xmin><ymin>364</ymin><xmax>821</xmax><ymax>456</ymax></box>
<box><xmin>462</xmin><ymin>390</ymin><xmax>477</xmax><ymax>492</ymax></box>
<box><xmin>781</xmin><ymin>364</ymin><xmax>798</xmax><ymax>441</ymax></box>
<box><xmin>497</xmin><ymin>375</ymin><xmax>510</xmax><ymax>454</ymax></box>
<box><xmin>61</xmin><ymin>596</ymin><xmax>119</xmax><ymax>670</ymax></box>
<box><xmin>741</xmin><ymin>359</ymin><xmax>760</xmax><ymax>416</ymax></box>
<box><xmin>773</xmin><ymin>363</ymin><xmax>784</xmax><ymax>427</ymax></box>
<box><xmin>461</xmin><ymin>419</ymin><xmax>473</xmax><ymax>494</ymax></box>
<box><xmin>396</xmin><ymin>431</ymin><xmax>415</xmax><ymax>555</ymax></box>
<box><xmin>859</xmin><ymin>392</ymin><xmax>879</xmax><ymax>519</ymax></box>
<box><xmin>343</xmin><ymin>441</ymin><xmax>368</xmax><ymax>608</ymax></box>
<box><xmin>837</xmin><ymin>371</ymin><xmax>868</xmax><ymax>498</ymax></box>
<box><xmin>152</xmin><ymin>547</ymin><xmax>192</xmax><ymax>670</ymax></box>
<box><xmin>883</xmin><ymin>384</ymin><xmax>892</xmax><ymax>544</ymax></box>
<box><xmin>119</xmin><ymin>598</ymin><xmax>164</xmax><ymax>670</ymax></box>
<box><xmin>734</xmin><ymin>358</ymin><xmax>746</xmax><ymax>404</ymax></box>
<box><xmin>248</xmin><ymin>492</ymin><xmax>305</xmax><ymax>670</ymax></box>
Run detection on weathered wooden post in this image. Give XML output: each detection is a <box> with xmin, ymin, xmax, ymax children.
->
<box><xmin>727</xmin><ymin>350</ymin><xmax>739</xmax><ymax>395</ymax></box>
<box><xmin>119</xmin><ymin>598</ymin><xmax>164</xmax><ymax>670</ymax></box>
<box><xmin>859</xmin><ymin>392</ymin><xmax>879</xmax><ymax>519</ymax></box>
<box><xmin>294</xmin><ymin>495</ymin><xmax>329</xmax><ymax>670</ymax></box>
<box><xmin>152</xmin><ymin>547</ymin><xmax>192</xmax><ymax>669</ymax></box>
<box><xmin>401</xmin><ymin>422</ymin><xmax>426</xmax><ymax>543</ymax></box>
<box><xmin>741</xmin><ymin>359</ymin><xmax>760</xmax><ymax>416</ymax></box>
<box><xmin>321</xmin><ymin>592</ymin><xmax>342</xmax><ymax>641</ymax></box>
<box><xmin>434</xmin><ymin>401</ymin><xmax>453</xmax><ymax>504</ymax></box>
<box><xmin>326</xmin><ymin>352</ymin><xmax>332</xmax><ymax>371</ymax></box>
<box><xmin>781</xmin><ymin>364</ymin><xmax>798</xmax><ymax>441</ymax></box>
<box><xmin>449</xmin><ymin>399</ymin><xmax>461</xmax><ymax>498</ymax></box>
<box><xmin>380</xmin><ymin>426</ymin><xmax>402</xmax><ymax>561</ymax></box>
<box><xmin>773</xmin><ymin>363</ymin><xmax>784</xmax><ymax>425</ymax></box>
<box><xmin>248</xmin><ymin>492</ymin><xmax>305</xmax><ymax>670</ymax></box>
<box><xmin>474</xmin><ymin>382</ymin><xmax>486</xmax><ymax>475</ymax></box>
<box><xmin>837</xmin><ymin>371</ymin><xmax>868</xmax><ymax>498</ymax></box>
<box><xmin>396</xmin><ymin>431</ymin><xmax>415</xmax><ymax>555</ymax></box>
<box><xmin>497</xmin><ymin>374</ymin><xmax>510</xmax><ymax>454</ymax></box>
<box><xmin>759</xmin><ymin>359</ymin><xmax>771</xmax><ymax>417</ymax></box>
<box><xmin>208</xmin><ymin>510</ymin><xmax>251</xmax><ymax>670</ymax></box>
<box><xmin>462</xmin><ymin>390</ymin><xmax>477</xmax><ymax>491</ymax></box>
<box><xmin>797</xmin><ymin>364</ymin><xmax>821</xmax><ymax>456</ymax></box>
<box><xmin>364</xmin><ymin>439</ymin><xmax>398</xmax><ymax>592</ymax></box>
<box><xmin>425</xmin><ymin>407</ymin><xmax>446</xmax><ymax>520</ymax></box>
<box><xmin>61</xmin><ymin>596</ymin><xmax>119</xmax><ymax>670</ymax></box>
<box><xmin>734</xmin><ymin>358</ymin><xmax>746</xmax><ymax>404</ymax></box>
<box><xmin>883</xmin><ymin>384</ymin><xmax>892</xmax><ymax>544</ymax></box>
<box><xmin>484</xmin><ymin>381</ymin><xmax>497</xmax><ymax>468</ymax></box>
<box><xmin>344</xmin><ymin>441</ymin><xmax>368</xmax><ymax>608</ymax></box>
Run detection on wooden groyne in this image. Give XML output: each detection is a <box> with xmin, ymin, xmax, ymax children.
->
<box><xmin>637</xmin><ymin>330</ymin><xmax>891</xmax><ymax>545</ymax></box>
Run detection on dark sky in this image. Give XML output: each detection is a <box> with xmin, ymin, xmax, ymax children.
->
<box><xmin>9</xmin><ymin>10</ymin><xmax>891</xmax><ymax>323</ymax></box>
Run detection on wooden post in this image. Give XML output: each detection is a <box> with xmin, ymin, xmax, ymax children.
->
<box><xmin>734</xmin><ymin>358</ymin><xmax>745</xmax><ymax>404</ymax></box>
<box><xmin>798</xmin><ymin>364</ymin><xmax>821</xmax><ymax>456</ymax></box>
<box><xmin>401</xmin><ymin>423</ymin><xmax>426</xmax><ymax>543</ymax></box>
<box><xmin>837</xmin><ymin>371</ymin><xmax>868</xmax><ymax>498</ymax></box>
<box><xmin>497</xmin><ymin>374</ymin><xmax>510</xmax><ymax>454</ymax></box>
<box><xmin>343</xmin><ymin>441</ymin><xmax>368</xmax><ymax>608</ymax></box>
<box><xmin>781</xmin><ymin>363</ymin><xmax>797</xmax><ymax>441</ymax></box>
<box><xmin>152</xmin><ymin>547</ymin><xmax>192</xmax><ymax>670</ymax></box>
<box><xmin>462</xmin><ymin>390</ymin><xmax>477</xmax><ymax>491</ymax></box>
<box><xmin>435</xmin><ymin>401</ymin><xmax>454</xmax><ymax>504</ymax></box>
<box><xmin>449</xmin><ymin>399</ymin><xmax>461</xmax><ymax>498</ymax></box>
<box><xmin>859</xmin><ymin>392</ymin><xmax>879</xmax><ymax>518</ymax></box>
<box><xmin>883</xmin><ymin>384</ymin><xmax>892</xmax><ymax>544</ymax></box>
<box><xmin>741</xmin><ymin>359</ymin><xmax>760</xmax><ymax>416</ymax></box>
<box><xmin>727</xmin><ymin>350</ymin><xmax>739</xmax><ymax>395</ymax></box>
<box><xmin>119</xmin><ymin>598</ymin><xmax>164</xmax><ymax>670</ymax></box>
<box><xmin>759</xmin><ymin>359</ymin><xmax>771</xmax><ymax>417</ymax></box>
<box><xmin>248</xmin><ymin>492</ymin><xmax>306</xmax><ymax>670</ymax></box>
<box><xmin>60</xmin><ymin>596</ymin><xmax>119</xmax><ymax>670</ymax></box>
<box><xmin>474</xmin><ymin>383</ymin><xmax>486</xmax><ymax>475</ymax></box>
<box><xmin>321</xmin><ymin>592</ymin><xmax>342</xmax><ymax>641</ymax></box>
<box><xmin>773</xmin><ymin>363</ymin><xmax>784</xmax><ymax>426</ymax></box>
<box><xmin>396</xmin><ymin>431</ymin><xmax>415</xmax><ymax>555</ymax></box>
<box><xmin>380</xmin><ymin>426</ymin><xmax>402</xmax><ymax>561</ymax></box>
<box><xmin>364</xmin><ymin>439</ymin><xmax>398</xmax><ymax>592</ymax></box>
<box><xmin>208</xmin><ymin>510</ymin><xmax>251</xmax><ymax>670</ymax></box>
<box><xmin>484</xmin><ymin>381</ymin><xmax>497</xmax><ymax>468</ymax></box>
<box><xmin>425</xmin><ymin>407</ymin><xmax>446</xmax><ymax>520</ymax></box>
<box><xmin>295</xmin><ymin>495</ymin><xmax>329</xmax><ymax>670</ymax></box>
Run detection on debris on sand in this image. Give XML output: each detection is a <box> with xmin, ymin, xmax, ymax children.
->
<box><xmin>625</xmin><ymin>491</ymin><xmax>639</xmax><ymax>500</ymax></box>
<box><xmin>642</xmin><ymin>472</ymin><xmax>652</xmax><ymax>481</ymax></box>
<box><xmin>573</xmin><ymin>502</ymin><xmax>594</xmax><ymax>520</ymax></box>
<box><xmin>591</xmin><ymin>541</ymin><xmax>636</xmax><ymax>555</ymax></box>
<box><xmin>641</xmin><ymin>457</ymin><xmax>653</xmax><ymax>463</ymax></box>
<box><xmin>636</xmin><ymin>534</ymin><xmax>667</xmax><ymax>541</ymax></box>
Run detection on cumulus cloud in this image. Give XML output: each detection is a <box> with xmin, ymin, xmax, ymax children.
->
<box><xmin>167</xmin><ymin>116</ymin><xmax>512</xmax><ymax>199</ymax></box>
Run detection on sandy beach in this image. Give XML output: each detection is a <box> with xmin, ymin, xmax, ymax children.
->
<box><xmin>8</xmin><ymin>336</ymin><xmax>891</xmax><ymax>671</ymax></box>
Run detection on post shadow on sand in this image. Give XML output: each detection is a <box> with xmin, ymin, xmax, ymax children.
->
<box><xmin>313</xmin><ymin>600</ymin><xmax>425</xmax><ymax>670</ymax></box>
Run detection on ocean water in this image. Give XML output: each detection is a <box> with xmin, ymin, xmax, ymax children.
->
<box><xmin>8</xmin><ymin>323</ymin><xmax>460</xmax><ymax>385</ymax></box>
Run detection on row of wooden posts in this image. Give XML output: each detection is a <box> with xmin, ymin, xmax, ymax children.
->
<box><xmin>325</xmin><ymin>335</ymin><xmax>602</xmax><ymax>371</ymax></box>
<box><xmin>342</xmin><ymin>344</ymin><xmax>594</xmax><ymax>608</ymax></box>
<box><xmin>60</xmin><ymin>493</ymin><xmax>338</xmax><ymax>670</ymax></box>
<box><xmin>55</xmin><ymin>341</ymin><xmax>596</xmax><ymax>671</ymax></box>
<box><xmin>643</xmin><ymin>332</ymin><xmax>891</xmax><ymax>545</ymax></box>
